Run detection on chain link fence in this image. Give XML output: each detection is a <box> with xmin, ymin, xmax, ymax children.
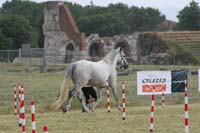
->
<box><xmin>0</xmin><ymin>48</ymin><xmax>198</xmax><ymax>66</ymax></box>
<box><xmin>0</xmin><ymin>50</ymin><xmax>20</xmax><ymax>63</ymax></box>
<box><xmin>0</xmin><ymin>48</ymin><xmax>44</xmax><ymax>65</ymax></box>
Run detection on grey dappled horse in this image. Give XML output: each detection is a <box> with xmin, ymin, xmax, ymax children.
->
<box><xmin>54</xmin><ymin>48</ymin><xmax>128</xmax><ymax>112</ymax></box>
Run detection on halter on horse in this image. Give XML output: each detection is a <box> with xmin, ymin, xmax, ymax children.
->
<box><xmin>54</xmin><ymin>47</ymin><xmax>128</xmax><ymax>112</ymax></box>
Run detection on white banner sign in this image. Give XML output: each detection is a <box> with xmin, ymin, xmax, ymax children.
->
<box><xmin>137</xmin><ymin>71</ymin><xmax>172</xmax><ymax>95</ymax></box>
<box><xmin>198</xmin><ymin>70</ymin><xmax>200</xmax><ymax>92</ymax></box>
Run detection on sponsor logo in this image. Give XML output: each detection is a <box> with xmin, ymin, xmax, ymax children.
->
<box><xmin>142</xmin><ymin>78</ymin><xmax>166</xmax><ymax>83</ymax></box>
<box><xmin>142</xmin><ymin>84</ymin><xmax>166</xmax><ymax>92</ymax></box>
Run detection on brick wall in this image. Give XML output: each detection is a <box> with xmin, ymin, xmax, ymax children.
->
<box><xmin>58</xmin><ymin>4</ymin><xmax>85</xmax><ymax>50</ymax></box>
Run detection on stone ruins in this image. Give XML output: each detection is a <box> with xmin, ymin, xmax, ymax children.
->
<box><xmin>43</xmin><ymin>1</ymin><xmax>139</xmax><ymax>64</ymax></box>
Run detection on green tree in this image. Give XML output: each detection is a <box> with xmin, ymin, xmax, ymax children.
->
<box><xmin>0</xmin><ymin>0</ymin><xmax>166</xmax><ymax>42</ymax></box>
<box><xmin>77</xmin><ymin>3</ymin><xmax>165</xmax><ymax>35</ymax></box>
<box><xmin>177</xmin><ymin>1</ymin><xmax>200</xmax><ymax>30</ymax></box>
<box><xmin>2</xmin><ymin>0</ymin><xmax>44</xmax><ymax>47</ymax></box>
<box><xmin>128</xmin><ymin>6</ymin><xmax>165</xmax><ymax>31</ymax></box>
<box><xmin>77</xmin><ymin>12</ymin><xmax>129</xmax><ymax>36</ymax></box>
<box><xmin>0</xmin><ymin>14</ymin><xmax>37</xmax><ymax>49</ymax></box>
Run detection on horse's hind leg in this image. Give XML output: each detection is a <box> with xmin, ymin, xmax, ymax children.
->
<box><xmin>77</xmin><ymin>93</ymin><xmax>86</xmax><ymax>112</ymax></box>
<box><xmin>62</xmin><ymin>86</ymin><xmax>90</xmax><ymax>113</ymax></box>
<box><xmin>77</xmin><ymin>89</ymin><xmax>90</xmax><ymax>112</ymax></box>
<box><xmin>62</xmin><ymin>88</ymin><xmax>76</xmax><ymax>113</ymax></box>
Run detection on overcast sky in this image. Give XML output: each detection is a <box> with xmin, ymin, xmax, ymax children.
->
<box><xmin>0</xmin><ymin>0</ymin><xmax>200</xmax><ymax>21</ymax></box>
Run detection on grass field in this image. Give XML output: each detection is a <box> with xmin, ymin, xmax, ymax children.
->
<box><xmin>0</xmin><ymin>63</ymin><xmax>200</xmax><ymax>132</ymax></box>
<box><xmin>1</xmin><ymin>104</ymin><xmax>200</xmax><ymax>133</ymax></box>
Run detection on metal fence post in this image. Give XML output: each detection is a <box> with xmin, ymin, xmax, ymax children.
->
<box><xmin>30</xmin><ymin>48</ymin><xmax>32</xmax><ymax>66</ymax></box>
<box><xmin>7</xmin><ymin>50</ymin><xmax>10</xmax><ymax>63</ymax></box>
<box><xmin>40</xmin><ymin>49</ymin><xmax>46</xmax><ymax>73</ymax></box>
<box><xmin>19</xmin><ymin>48</ymin><xmax>22</xmax><ymax>64</ymax></box>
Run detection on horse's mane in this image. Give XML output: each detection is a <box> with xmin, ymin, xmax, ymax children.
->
<box><xmin>102</xmin><ymin>48</ymin><xmax>119</xmax><ymax>64</ymax></box>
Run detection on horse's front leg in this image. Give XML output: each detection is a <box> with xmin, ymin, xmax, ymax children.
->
<box><xmin>94</xmin><ymin>88</ymin><xmax>106</xmax><ymax>108</ymax></box>
<box><xmin>110</xmin><ymin>78</ymin><xmax>122</xmax><ymax>111</ymax></box>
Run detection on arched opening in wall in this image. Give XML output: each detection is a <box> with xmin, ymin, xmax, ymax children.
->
<box><xmin>65</xmin><ymin>43</ymin><xmax>74</xmax><ymax>63</ymax></box>
<box><xmin>89</xmin><ymin>42</ymin><xmax>103</xmax><ymax>61</ymax></box>
<box><xmin>115</xmin><ymin>42</ymin><xmax>130</xmax><ymax>57</ymax></box>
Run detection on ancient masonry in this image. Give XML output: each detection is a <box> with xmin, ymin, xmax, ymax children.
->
<box><xmin>43</xmin><ymin>1</ymin><xmax>139</xmax><ymax>64</ymax></box>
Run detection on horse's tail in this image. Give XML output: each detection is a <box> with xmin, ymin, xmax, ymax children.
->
<box><xmin>53</xmin><ymin>64</ymin><xmax>75</xmax><ymax>110</ymax></box>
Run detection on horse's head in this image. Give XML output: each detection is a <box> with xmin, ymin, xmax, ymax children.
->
<box><xmin>117</xmin><ymin>48</ymin><xmax>128</xmax><ymax>69</ymax></box>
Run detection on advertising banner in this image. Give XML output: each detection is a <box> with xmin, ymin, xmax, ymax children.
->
<box><xmin>137</xmin><ymin>71</ymin><xmax>172</xmax><ymax>95</ymax></box>
<box><xmin>171</xmin><ymin>70</ymin><xmax>187</xmax><ymax>92</ymax></box>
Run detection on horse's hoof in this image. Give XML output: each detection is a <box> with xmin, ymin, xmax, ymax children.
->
<box><xmin>62</xmin><ymin>108</ymin><xmax>67</xmax><ymax>113</ymax></box>
<box><xmin>82</xmin><ymin>108</ymin><xmax>86</xmax><ymax>113</ymax></box>
<box><xmin>118</xmin><ymin>106</ymin><xmax>122</xmax><ymax>111</ymax></box>
<box><xmin>82</xmin><ymin>110</ymin><xmax>89</xmax><ymax>113</ymax></box>
<box><xmin>88</xmin><ymin>105</ymin><xmax>93</xmax><ymax>110</ymax></box>
<box><xmin>84</xmin><ymin>108</ymin><xmax>90</xmax><ymax>113</ymax></box>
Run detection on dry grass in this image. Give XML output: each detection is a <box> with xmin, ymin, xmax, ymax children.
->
<box><xmin>1</xmin><ymin>63</ymin><xmax>200</xmax><ymax>132</ymax></box>
<box><xmin>0</xmin><ymin>104</ymin><xmax>200</xmax><ymax>133</ymax></box>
